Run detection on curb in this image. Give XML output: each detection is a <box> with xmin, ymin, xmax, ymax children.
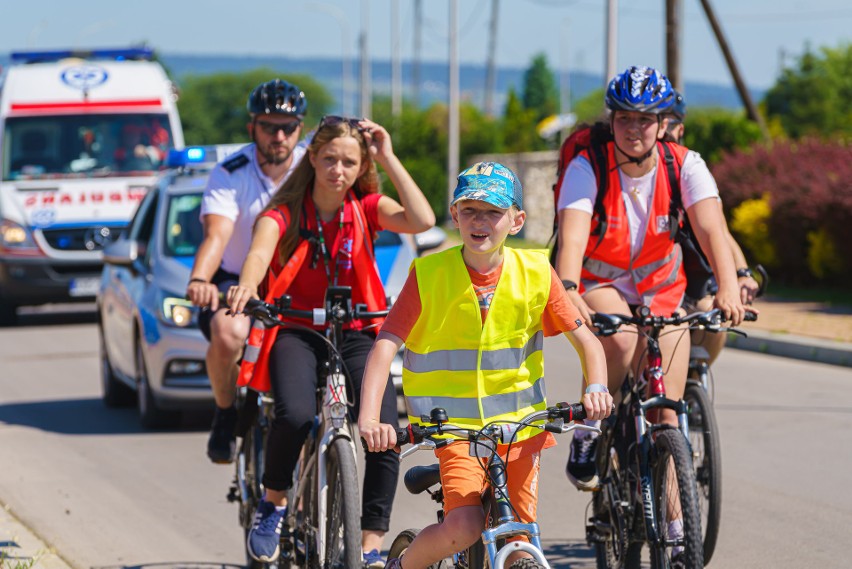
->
<box><xmin>0</xmin><ymin>504</ymin><xmax>73</xmax><ymax>569</ymax></box>
<box><xmin>726</xmin><ymin>329</ymin><xmax>852</xmax><ymax>368</ymax></box>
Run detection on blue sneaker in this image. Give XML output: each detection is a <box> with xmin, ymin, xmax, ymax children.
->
<box><xmin>247</xmin><ymin>500</ymin><xmax>286</xmax><ymax>562</ymax></box>
<box><xmin>363</xmin><ymin>548</ymin><xmax>386</xmax><ymax>568</ymax></box>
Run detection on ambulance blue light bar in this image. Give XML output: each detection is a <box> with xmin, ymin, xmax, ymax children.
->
<box><xmin>10</xmin><ymin>48</ymin><xmax>154</xmax><ymax>64</ymax></box>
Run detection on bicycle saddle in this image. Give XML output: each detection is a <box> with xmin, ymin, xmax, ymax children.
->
<box><xmin>404</xmin><ymin>464</ymin><xmax>441</xmax><ymax>495</ymax></box>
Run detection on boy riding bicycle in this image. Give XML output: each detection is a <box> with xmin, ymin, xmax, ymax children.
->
<box><xmin>359</xmin><ymin>162</ymin><xmax>613</xmax><ymax>569</ymax></box>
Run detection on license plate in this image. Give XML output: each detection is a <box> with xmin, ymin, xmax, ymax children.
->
<box><xmin>69</xmin><ymin>277</ymin><xmax>100</xmax><ymax>297</ymax></box>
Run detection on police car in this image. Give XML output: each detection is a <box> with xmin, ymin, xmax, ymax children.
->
<box><xmin>97</xmin><ymin>145</ymin><xmax>443</xmax><ymax>428</ymax></box>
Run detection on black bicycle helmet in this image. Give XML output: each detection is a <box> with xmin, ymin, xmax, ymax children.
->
<box><xmin>605</xmin><ymin>66</ymin><xmax>675</xmax><ymax>115</ymax></box>
<box><xmin>247</xmin><ymin>79</ymin><xmax>307</xmax><ymax>117</ymax></box>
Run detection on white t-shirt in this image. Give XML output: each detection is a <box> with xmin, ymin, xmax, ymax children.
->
<box><xmin>200</xmin><ymin>142</ymin><xmax>306</xmax><ymax>274</ymax></box>
<box><xmin>556</xmin><ymin>150</ymin><xmax>718</xmax><ymax>304</ymax></box>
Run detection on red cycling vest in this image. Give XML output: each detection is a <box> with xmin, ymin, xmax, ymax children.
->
<box><xmin>579</xmin><ymin>141</ymin><xmax>690</xmax><ymax>315</ymax></box>
<box><xmin>238</xmin><ymin>189</ymin><xmax>387</xmax><ymax>392</ymax></box>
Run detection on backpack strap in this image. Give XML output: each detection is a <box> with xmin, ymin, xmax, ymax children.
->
<box><xmin>660</xmin><ymin>142</ymin><xmax>683</xmax><ymax>240</ymax></box>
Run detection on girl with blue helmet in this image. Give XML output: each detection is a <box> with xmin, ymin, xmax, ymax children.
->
<box><xmin>554</xmin><ymin>66</ymin><xmax>748</xmax><ymax>506</ymax></box>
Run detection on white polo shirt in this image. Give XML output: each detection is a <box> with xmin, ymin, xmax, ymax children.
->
<box><xmin>200</xmin><ymin>142</ymin><xmax>306</xmax><ymax>275</ymax></box>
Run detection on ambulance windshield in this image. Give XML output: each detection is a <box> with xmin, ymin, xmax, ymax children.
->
<box><xmin>2</xmin><ymin>113</ymin><xmax>174</xmax><ymax>180</ymax></box>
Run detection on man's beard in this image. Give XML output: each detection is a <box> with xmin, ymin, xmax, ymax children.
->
<box><xmin>260</xmin><ymin>144</ymin><xmax>291</xmax><ymax>166</ymax></box>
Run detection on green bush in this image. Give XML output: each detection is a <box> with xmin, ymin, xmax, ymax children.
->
<box><xmin>682</xmin><ymin>108</ymin><xmax>764</xmax><ymax>164</ymax></box>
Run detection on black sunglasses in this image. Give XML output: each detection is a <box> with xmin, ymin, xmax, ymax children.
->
<box><xmin>318</xmin><ymin>115</ymin><xmax>365</xmax><ymax>132</ymax></box>
<box><xmin>255</xmin><ymin>120</ymin><xmax>301</xmax><ymax>136</ymax></box>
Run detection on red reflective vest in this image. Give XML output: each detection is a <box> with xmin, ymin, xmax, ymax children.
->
<box><xmin>238</xmin><ymin>189</ymin><xmax>386</xmax><ymax>392</ymax></box>
<box><xmin>579</xmin><ymin>141</ymin><xmax>689</xmax><ymax>315</ymax></box>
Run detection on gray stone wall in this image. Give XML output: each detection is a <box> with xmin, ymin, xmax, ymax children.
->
<box><xmin>469</xmin><ymin>150</ymin><xmax>559</xmax><ymax>245</ymax></box>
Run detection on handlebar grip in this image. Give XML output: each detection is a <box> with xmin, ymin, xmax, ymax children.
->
<box><xmin>743</xmin><ymin>311</ymin><xmax>758</xmax><ymax>322</ymax></box>
<box><xmin>554</xmin><ymin>402</ymin><xmax>587</xmax><ymax>422</ymax></box>
<box><xmin>360</xmin><ymin>426</ymin><xmax>419</xmax><ymax>453</ymax></box>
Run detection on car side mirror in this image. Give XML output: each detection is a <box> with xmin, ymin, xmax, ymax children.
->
<box><xmin>414</xmin><ymin>226</ymin><xmax>447</xmax><ymax>254</ymax></box>
<box><xmin>103</xmin><ymin>238</ymin><xmax>138</xmax><ymax>266</ymax></box>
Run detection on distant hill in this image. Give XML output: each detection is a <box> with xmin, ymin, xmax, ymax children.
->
<box><xmin>0</xmin><ymin>51</ymin><xmax>765</xmax><ymax>114</ymax></box>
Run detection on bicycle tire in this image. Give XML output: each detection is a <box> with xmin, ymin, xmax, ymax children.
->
<box><xmin>242</xmin><ymin>422</ymin><xmax>273</xmax><ymax>569</ymax></box>
<box><xmin>650</xmin><ymin>429</ymin><xmax>703</xmax><ymax>569</ymax></box>
<box><xmin>592</xmin><ymin>439</ymin><xmax>630</xmax><ymax>569</ymax></box>
<box><xmin>508</xmin><ymin>559</ymin><xmax>547</xmax><ymax>569</ymax></box>
<box><xmin>324</xmin><ymin>437</ymin><xmax>361</xmax><ymax>569</ymax></box>
<box><xmin>684</xmin><ymin>382</ymin><xmax>722</xmax><ymax>565</ymax></box>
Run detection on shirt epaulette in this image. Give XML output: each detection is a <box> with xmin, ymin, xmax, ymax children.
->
<box><xmin>222</xmin><ymin>153</ymin><xmax>250</xmax><ymax>173</ymax></box>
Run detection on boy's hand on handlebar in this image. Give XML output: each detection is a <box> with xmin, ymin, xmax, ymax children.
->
<box><xmin>187</xmin><ymin>280</ymin><xmax>220</xmax><ymax>310</ymax></box>
<box><xmin>358</xmin><ymin>419</ymin><xmax>399</xmax><ymax>453</ymax></box>
<box><xmin>226</xmin><ymin>284</ymin><xmax>258</xmax><ymax>317</ymax></box>
<box><xmin>714</xmin><ymin>287</ymin><xmax>746</xmax><ymax>327</ymax></box>
<box><xmin>582</xmin><ymin>390</ymin><xmax>613</xmax><ymax>421</ymax></box>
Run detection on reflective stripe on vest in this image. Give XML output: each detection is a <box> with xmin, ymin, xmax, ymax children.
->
<box><xmin>402</xmin><ymin>246</ymin><xmax>551</xmax><ymax>442</ymax></box>
<box><xmin>579</xmin><ymin>141</ymin><xmax>689</xmax><ymax>315</ymax></box>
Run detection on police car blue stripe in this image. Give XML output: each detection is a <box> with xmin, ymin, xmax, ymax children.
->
<box><xmin>374</xmin><ymin>243</ymin><xmax>401</xmax><ymax>285</ymax></box>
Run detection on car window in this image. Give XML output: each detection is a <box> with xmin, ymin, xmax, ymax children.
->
<box><xmin>375</xmin><ymin>230</ymin><xmax>402</xmax><ymax>247</ymax></box>
<box><xmin>164</xmin><ymin>193</ymin><xmax>204</xmax><ymax>257</ymax></box>
<box><xmin>128</xmin><ymin>190</ymin><xmax>159</xmax><ymax>262</ymax></box>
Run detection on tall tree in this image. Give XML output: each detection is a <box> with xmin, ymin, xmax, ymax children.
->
<box><xmin>521</xmin><ymin>53</ymin><xmax>559</xmax><ymax>123</ymax></box>
<box><xmin>764</xmin><ymin>43</ymin><xmax>852</xmax><ymax>139</ymax></box>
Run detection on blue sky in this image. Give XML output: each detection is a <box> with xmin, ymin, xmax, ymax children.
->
<box><xmin>0</xmin><ymin>0</ymin><xmax>849</xmax><ymax>89</ymax></box>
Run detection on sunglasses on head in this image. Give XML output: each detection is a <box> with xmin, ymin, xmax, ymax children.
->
<box><xmin>318</xmin><ymin>115</ymin><xmax>365</xmax><ymax>132</ymax></box>
<box><xmin>255</xmin><ymin>120</ymin><xmax>301</xmax><ymax>136</ymax></box>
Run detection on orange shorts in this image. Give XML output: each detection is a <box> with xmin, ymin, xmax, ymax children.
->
<box><xmin>435</xmin><ymin>436</ymin><xmax>549</xmax><ymax>530</ymax></box>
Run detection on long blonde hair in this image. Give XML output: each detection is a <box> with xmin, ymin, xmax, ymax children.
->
<box><xmin>263</xmin><ymin>120</ymin><xmax>380</xmax><ymax>266</ymax></box>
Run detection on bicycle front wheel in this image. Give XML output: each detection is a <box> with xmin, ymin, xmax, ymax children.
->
<box><xmin>684</xmin><ymin>382</ymin><xmax>721</xmax><ymax>565</ymax></box>
<box><xmin>324</xmin><ymin>437</ymin><xmax>361</xmax><ymax>569</ymax></box>
<box><xmin>651</xmin><ymin>429</ymin><xmax>703</xmax><ymax>569</ymax></box>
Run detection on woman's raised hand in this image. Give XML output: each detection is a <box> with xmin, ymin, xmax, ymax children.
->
<box><xmin>358</xmin><ymin>119</ymin><xmax>393</xmax><ymax>163</ymax></box>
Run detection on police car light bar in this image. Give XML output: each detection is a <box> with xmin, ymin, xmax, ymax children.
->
<box><xmin>167</xmin><ymin>147</ymin><xmax>208</xmax><ymax>169</ymax></box>
<box><xmin>10</xmin><ymin>47</ymin><xmax>154</xmax><ymax>64</ymax></box>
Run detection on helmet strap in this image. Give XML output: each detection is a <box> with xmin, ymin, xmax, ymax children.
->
<box><xmin>609</xmin><ymin>115</ymin><xmax>660</xmax><ymax>168</ymax></box>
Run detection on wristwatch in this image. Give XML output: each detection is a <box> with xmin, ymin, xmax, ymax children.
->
<box><xmin>736</xmin><ymin>268</ymin><xmax>753</xmax><ymax>279</ymax></box>
<box><xmin>585</xmin><ymin>383</ymin><xmax>609</xmax><ymax>394</ymax></box>
<box><xmin>562</xmin><ymin>279</ymin><xmax>579</xmax><ymax>291</ymax></box>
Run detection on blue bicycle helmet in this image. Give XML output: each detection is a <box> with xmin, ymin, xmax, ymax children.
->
<box><xmin>669</xmin><ymin>89</ymin><xmax>687</xmax><ymax>122</ymax></box>
<box><xmin>605</xmin><ymin>66</ymin><xmax>675</xmax><ymax>115</ymax></box>
<box><xmin>247</xmin><ymin>79</ymin><xmax>307</xmax><ymax>117</ymax></box>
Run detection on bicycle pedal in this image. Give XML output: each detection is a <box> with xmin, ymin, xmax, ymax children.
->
<box><xmin>226</xmin><ymin>486</ymin><xmax>239</xmax><ymax>502</ymax></box>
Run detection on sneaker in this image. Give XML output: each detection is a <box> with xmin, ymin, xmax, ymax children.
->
<box><xmin>247</xmin><ymin>500</ymin><xmax>287</xmax><ymax>562</ymax></box>
<box><xmin>207</xmin><ymin>405</ymin><xmax>237</xmax><ymax>464</ymax></box>
<box><xmin>385</xmin><ymin>558</ymin><xmax>403</xmax><ymax>569</ymax></box>
<box><xmin>566</xmin><ymin>431</ymin><xmax>600</xmax><ymax>490</ymax></box>
<box><xmin>363</xmin><ymin>548</ymin><xmax>386</xmax><ymax>568</ymax></box>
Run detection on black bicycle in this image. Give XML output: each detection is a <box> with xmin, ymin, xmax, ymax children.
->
<box><xmin>586</xmin><ymin>307</ymin><xmax>755</xmax><ymax>569</ymax></box>
<box><xmin>684</xmin><ymin>265</ymin><xmax>766</xmax><ymax>565</ymax></box>
<box><xmin>379</xmin><ymin>402</ymin><xmax>596</xmax><ymax>569</ymax></box>
<box><xmin>227</xmin><ymin>286</ymin><xmax>389</xmax><ymax>569</ymax></box>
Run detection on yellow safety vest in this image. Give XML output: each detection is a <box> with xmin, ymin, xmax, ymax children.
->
<box><xmin>403</xmin><ymin>246</ymin><xmax>551</xmax><ymax>443</ymax></box>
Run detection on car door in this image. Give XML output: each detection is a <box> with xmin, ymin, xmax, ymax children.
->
<box><xmin>103</xmin><ymin>189</ymin><xmax>159</xmax><ymax>376</ymax></box>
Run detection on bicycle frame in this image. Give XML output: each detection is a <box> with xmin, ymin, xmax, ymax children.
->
<box><xmin>397</xmin><ymin>405</ymin><xmax>595</xmax><ymax>569</ymax></box>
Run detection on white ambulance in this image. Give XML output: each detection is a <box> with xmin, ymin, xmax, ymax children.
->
<box><xmin>0</xmin><ymin>47</ymin><xmax>184</xmax><ymax>324</ymax></box>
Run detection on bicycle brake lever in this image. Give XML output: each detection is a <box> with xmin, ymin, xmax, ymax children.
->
<box><xmin>399</xmin><ymin>440</ymin><xmax>436</xmax><ymax>461</ymax></box>
<box><xmin>567</xmin><ymin>424</ymin><xmax>602</xmax><ymax>435</ymax></box>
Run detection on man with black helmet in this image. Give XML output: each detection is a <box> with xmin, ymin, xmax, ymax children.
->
<box><xmin>187</xmin><ymin>79</ymin><xmax>307</xmax><ymax>463</ymax></box>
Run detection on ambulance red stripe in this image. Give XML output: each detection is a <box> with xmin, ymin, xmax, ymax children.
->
<box><xmin>10</xmin><ymin>99</ymin><xmax>163</xmax><ymax>111</ymax></box>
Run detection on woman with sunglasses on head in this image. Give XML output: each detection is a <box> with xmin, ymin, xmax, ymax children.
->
<box><xmin>227</xmin><ymin>115</ymin><xmax>436</xmax><ymax>567</ymax></box>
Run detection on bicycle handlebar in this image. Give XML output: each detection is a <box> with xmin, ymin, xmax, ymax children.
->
<box><xmin>244</xmin><ymin>296</ymin><xmax>390</xmax><ymax>328</ymax></box>
<box><xmin>360</xmin><ymin>402</ymin><xmax>590</xmax><ymax>453</ymax></box>
<box><xmin>591</xmin><ymin>307</ymin><xmax>758</xmax><ymax>337</ymax></box>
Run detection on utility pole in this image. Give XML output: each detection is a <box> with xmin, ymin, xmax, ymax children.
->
<box><xmin>698</xmin><ymin>0</ymin><xmax>770</xmax><ymax>140</ymax></box>
<box><xmin>413</xmin><ymin>0</ymin><xmax>422</xmax><ymax>109</ymax></box>
<box><xmin>448</xmin><ymin>0</ymin><xmax>459</xmax><ymax>215</ymax></box>
<box><xmin>484</xmin><ymin>0</ymin><xmax>499</xmax><ymax>117</ymax></box>
<box><xmin>665</xmin><ymin>0</ymin><xmax>683</xmax><ymax>90</ymax></box>
<box><xmin>604</xmin><ymin>0</ymin><xmax>618</xmax><ymax>86</ymax></box>
<box><xmin>560</xmin><ymin>18</ymin><xmax>571</xmax><ymax>116</ymax></box>
<box><xmin>391</xmin><ymin>0</ymin><xmax>401</xmax><ymax>118</ymax></box>
<box><xmin>359</xmin><ymin>0</ymin><xmax>371</xmax><ymax>118</ymax></box>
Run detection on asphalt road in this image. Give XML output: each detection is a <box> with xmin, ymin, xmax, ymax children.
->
<box><xmin>1</xmin><ymin>308</ymin><xmax>851</xmax><ymax>568</ymax></box>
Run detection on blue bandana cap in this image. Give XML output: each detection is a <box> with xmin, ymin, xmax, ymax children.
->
<box><xmin>451</xmin><ymin>162</ymin><xmax>523</xmax><ymax>210</ymax></box>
